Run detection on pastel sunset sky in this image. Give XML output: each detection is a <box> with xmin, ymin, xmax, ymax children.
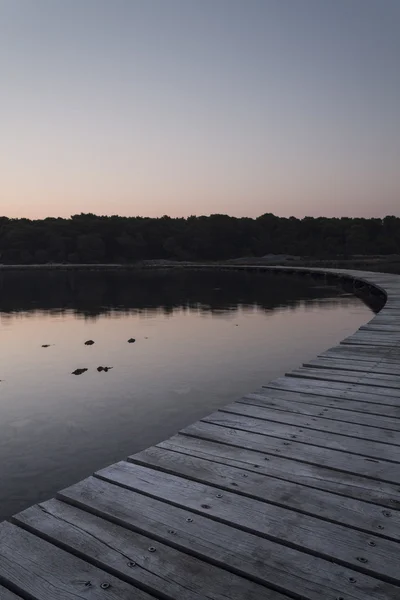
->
<box><xmin>1</xmin><ymin>0</ymin><xmax>399</xmax><ymax>219</ymax></box>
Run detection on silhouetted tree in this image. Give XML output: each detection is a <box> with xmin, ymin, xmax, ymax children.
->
<box><xmin>0</xmin><ymin>213</ymin><xmax>398</xmax><ymax>264</ymax></box>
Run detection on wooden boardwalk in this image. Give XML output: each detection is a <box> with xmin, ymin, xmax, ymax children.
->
<box><xmin>1</xmin><ymin>266</ymin><xmax>400</xmax><ymax>600</ymax></box>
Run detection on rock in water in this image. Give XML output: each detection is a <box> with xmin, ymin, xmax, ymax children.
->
<box><xmin>84</xmin><ymin>340</ymin><xmax>95</xmax><ymax>345</ymax></box>
<box><xmin>128</xmin><ymin>338</ymin><xmax>136</xmax><ymax>343</ymax></box>
<box><xmin>72</xmin><ymin>368</ymin><xmax>88</xmax><ymax>375</ymax></box>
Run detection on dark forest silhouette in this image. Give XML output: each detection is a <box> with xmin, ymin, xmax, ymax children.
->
<box><xmin>0</xmin><ymin>213</ymin><xmax>399</xmax><ymax>264</ymax></box>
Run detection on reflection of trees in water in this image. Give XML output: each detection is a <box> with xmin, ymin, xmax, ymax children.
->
<box><xmin>0</xmin><ymin>270</ymin><xmax>379</xmax><ymax>320</ymax></box>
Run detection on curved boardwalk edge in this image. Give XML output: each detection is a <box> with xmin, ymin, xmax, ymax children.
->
<box><xmin>1</xmin><ymin>266</ymin><xmax>400</xmax><ymax>600</ymax></box>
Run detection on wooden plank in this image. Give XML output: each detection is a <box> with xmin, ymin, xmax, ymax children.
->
<box><xmin>317</xmin><ymin>355</ymin><xmax>400</xmax><ymax>366</ymax></box>
<box><xmin>360</xmin><ymin>326</ymin><xmax>400</xmax><ymax>333</ymax></box>
<box><xmin>264</xmin><ymin>378</ymin><xmax>400</xmax><ymax>404</ymax></box>
<box><xmin>239</xmin><ymin>393</ymin><xmax>400</xmax><ymax>431</ymax></box>
<box><xmin>129</xmin><ymin>445</ymin><xmax>400</xmax><ymax>540</ymax></box>
<box><xmin>320</xmin><ymin>353</ymin><xmax>400</xmax><ymax>364</ymax></box>
<box><xmin>295</xmin><ymin>364</ymin><xmax>400</xmax><ymax>381</ymax></box>
<box><xmin>96</xmin><ymin>460</ymin><xmax>400</xmax><ymax>585</ymax></box>
<box><xmin>341</xmin><ymin>338</ymin><xmax>400</xmax><ymax>347</ymax></box>
<box><xmin>347</xmin><ymin>322</ymin><xmax>400</xmax><ymax>332</ymax></box>
<box><xmin>0</xmin><ymin>586</ymin><xmax>22</xmax><ymax>600</ymax></box>
<box><xmin>347</xmin><ymin>327</ymin><xmax>400</xmax><ymax>335</ymax></box>
<box><xmin>288</xmin><ymin>370</ymin><xmax>400</xmax><ymax>389</ymax></box>
<box><xmin>203</xmin><ymin>411</ymin><xmax>400</xmax><ymax>463</ymax></box>
<box><xmin>312</xmin><ymin>353</ymin><xmax>400</xmax><ymax>370</ymax></box>
<box><xmin>321</xmin><ymin>347</ymin><xmax>400</xmax><ymax>362</ymax></box>
<box><xmin>369</xmin><ymin>323</ymin><xmax>400</xmax><ymax>328</ymax></box>
<box><xmin>357</xmin><ymin>324</ymin><xmax>400</xmax><ymax>328</ymax></box>
<box><xmin>361</xmin><ymin>314</ymin><xmax>400</xmax><ymax>323</ymax></box>
<box><xmin>350</xmin><ymin>331</ymin><xmax>400</xmax><ymax>338</ymax></box>
<box><xmin>287</xmin><ymin>367</ymin><xmax>400</xmax><ymax>390</ymax></box>
<box><xmin>360</xmin><ymin>324</ymin><xmax>399</xmax><ymax>331</ymax></box>
<box><xmin>319</xmin><ymin>357</ymin><xmax>400</xmax><ymax>368</ymax></box>
<box><xmin>356</xmin><ymin>325</ymin><xmax>400</xmax><ymax>331</ymax></box>
<box><xmin>331</xmin><ymin>334</ymin><xmax>400</xmax><ymax>344</ymax></box>
<box><xmin>159</xmin><ymin>433</ymin><xmax>400</xmax><ymax>508</ymax></box>
<box><xmin>222</xmin><ymin>401</ymin><xmax>400</xmax><ymax>444</ymax></box>
<box><xmin>182</xmin><ymin>420</ymin><xmax>400</xmax><ymax>484</ymax></box>
<box><xmin>344</xmin><ymin>337</ymin><xmax>400</xmax><ymax>345</ymax></box>
<box><xmin>58</xmin><ymin>475</ymin><xmax>400</xmax><ymax>600</ymax></box>
<box><xmin>14</xmin><ymin>500</ymin><xmax>274</xmax><ymax>600</ymax></box>
<box><xmin>0</xmin><ymin>521</ymin><xmax>155</xmax><ymax>600</ymax></box>
<box><xmin>249</xmin><ymin>388</ymin><xmax>400</xmax><ymax>419</ymax></box>
<box><xmin>269</xmin><ymin>376</ymin><xmax>400</xmax><ymax>399</ymax></box>
<box><xmin>304</xmin><ymin>358</ymin><xmax>400</xmax><ymax>376</ymax></box>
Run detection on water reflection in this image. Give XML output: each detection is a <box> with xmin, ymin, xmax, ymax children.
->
<box><xmin>0</xmin><ymin>269</ymin><xmax>374</xmax><ymax>521</ymax></box>
<box><xmin>0</xmin><ymin>268</ymin><xmax>374</xmax><ymax>318</ymax></box>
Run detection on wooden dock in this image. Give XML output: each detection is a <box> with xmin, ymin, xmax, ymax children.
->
<box><xmin>1</xmin><ymin>266</ymin><xmax>400</xmax><ymax>600</ymax></box>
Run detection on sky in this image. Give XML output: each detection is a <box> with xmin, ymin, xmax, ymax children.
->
<box><xmin>1</xmin><ymin>0</ymin><xmax>399</xmax><ymax>220</ymax></box>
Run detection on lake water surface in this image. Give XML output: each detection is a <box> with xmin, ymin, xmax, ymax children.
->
<box><xmin>0</xmin><ymin>269</ymin><xmax>374</xmax><ymax>520</ymax></box>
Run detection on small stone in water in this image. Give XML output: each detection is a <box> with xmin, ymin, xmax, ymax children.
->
<box><xmin>128</xmin><ymin>338</ymin><xmax>136</xmax><ymax>343</ymax></box>
<box><xmin>84</xmin><ymin>340</ymin><xmax>95</xmax><ymax>345</ymax></box>
<box><xmin>72</xmin><ymin>368</ymin><xmax>88</xmax><ymax>375</ymax></box>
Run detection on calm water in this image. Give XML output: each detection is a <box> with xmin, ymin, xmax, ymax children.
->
<box><xmin>0</xmin><ymin>269</ymin><xmax>374</xmax><ymax>521</ymax></box>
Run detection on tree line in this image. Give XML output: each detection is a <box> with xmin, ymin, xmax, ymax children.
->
<box><xmin>0</xmin><ymin>213</ymin><xmax>399</xmax><ymax>264</ymax></box>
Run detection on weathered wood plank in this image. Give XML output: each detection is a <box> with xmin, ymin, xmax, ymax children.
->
<box><xmin>342</xmin><ymin>339</ymin><xmax>400</xmax><ymax>347</ymax></box>
<box><xmin>341</xmin><ymin>338</ymin><xmax>400</xmax><ymax>347</ymax></box>
<box><xmin>354</xmin><ymin>328</ymin><xmax>400</xmax><ymax>334</ymax></box>
<box><xmin>359</xmin><ymin>328</ymin><xmax>400</xmax><ymax>334</ymax></box>
<box><xmin>321</xmin><ymin>347</ymin><xmax>400</xmax><ymax>363</ymax></box>
<box><xmin>159</xmin><ymin>433</ymin><xmax>400</xmax><ymax>508</ymax></box>
<box><xmin>248</xmin><ymin>388</ymin><xmax>400</xmax><ymax>419</ymax></box>
<box><xmin>304</xmin><ymin>358</ymin><xmax>400</xmax><ymax>376</ymax></box>
<box><xmin>182</xmin><ymin>421</ymin><xmax>400</xmax><ymax>484</ymax></box>
<box><xmin>360</xmin><ymin>326</ymin><xmax>400</xmax><ymax>333</ymax></box>
<box><xmin>333</xmin><ymin>356</ymin><xmax>400</xmax><ymax>366</ymax></box>
<box><xmin>58</xmin><ymin>475</ymin><xmax>400</xmax><ymax>600</ymax></box>
<box><xmin>14</xmin><ymin>500</ymin><xmax>274</xmax><ymax>600</ymax></box>
<box><xmin>345</xmin><ymin>327</ymin><xmax>400</xmax><ymax>334</ymax></box>
<box><xmin>129</xmin><ymin>445</ymin><xmax>400</xmax><ymax>540</ymax></box>
<box><xmin>96</xmin><ymin>461</ymin><xmax>400</xmax><ymax>584</ymax></box>
<box><xmin>269</xmin><ymin>376</ymin><xmax>400</xmax><ymax>399</ymax></box>
<box><xmin>0</xmin><ymin>521</ymin><xmax>155</xmax><ymax>600</ymax></box>
<box><xmin>264</xmin><ymin>377</ymin><xmax>400</xmax><ymax>404</ymax></box>
<box><xmin>347</xmin><ymin>328</ymin><xmax>400</xmax><ymax>336</ymax></box>
<box><xmin>321</xmin><ymin>355</ymin><xmax>400</xmax><ymax>366</ymax></box>
<box><xmin>203</xmin><ymin>411</ymin><xmax>400</xmax><ymax>463</ymax></box>
<box><xmin>328</xmin><ymin>334</ymin><xmax>399</xmax><ymax>344</ymax></box>
<box><xmin>308</xmin><ymin>360</ymin><xmax>400</xmax><ymax>372</ymax></box>
<box><xmin>238</xmin><ymin>393</ymin><xmax>400</xmax><ymax>431</ymax></box>
<box><xmin>349</xmin><ymin>331</ymin><xmax>400</xmax><ymax>339</ymax></box>
<box><xmin>223</xmin><ymin>400</ymin><xmax>400</xmax><ymax>443</ymax></box>
<box><xmin>288</xmin><ymin>367</ymin><xmax>400</xmax><ymax>390</ymax></box>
